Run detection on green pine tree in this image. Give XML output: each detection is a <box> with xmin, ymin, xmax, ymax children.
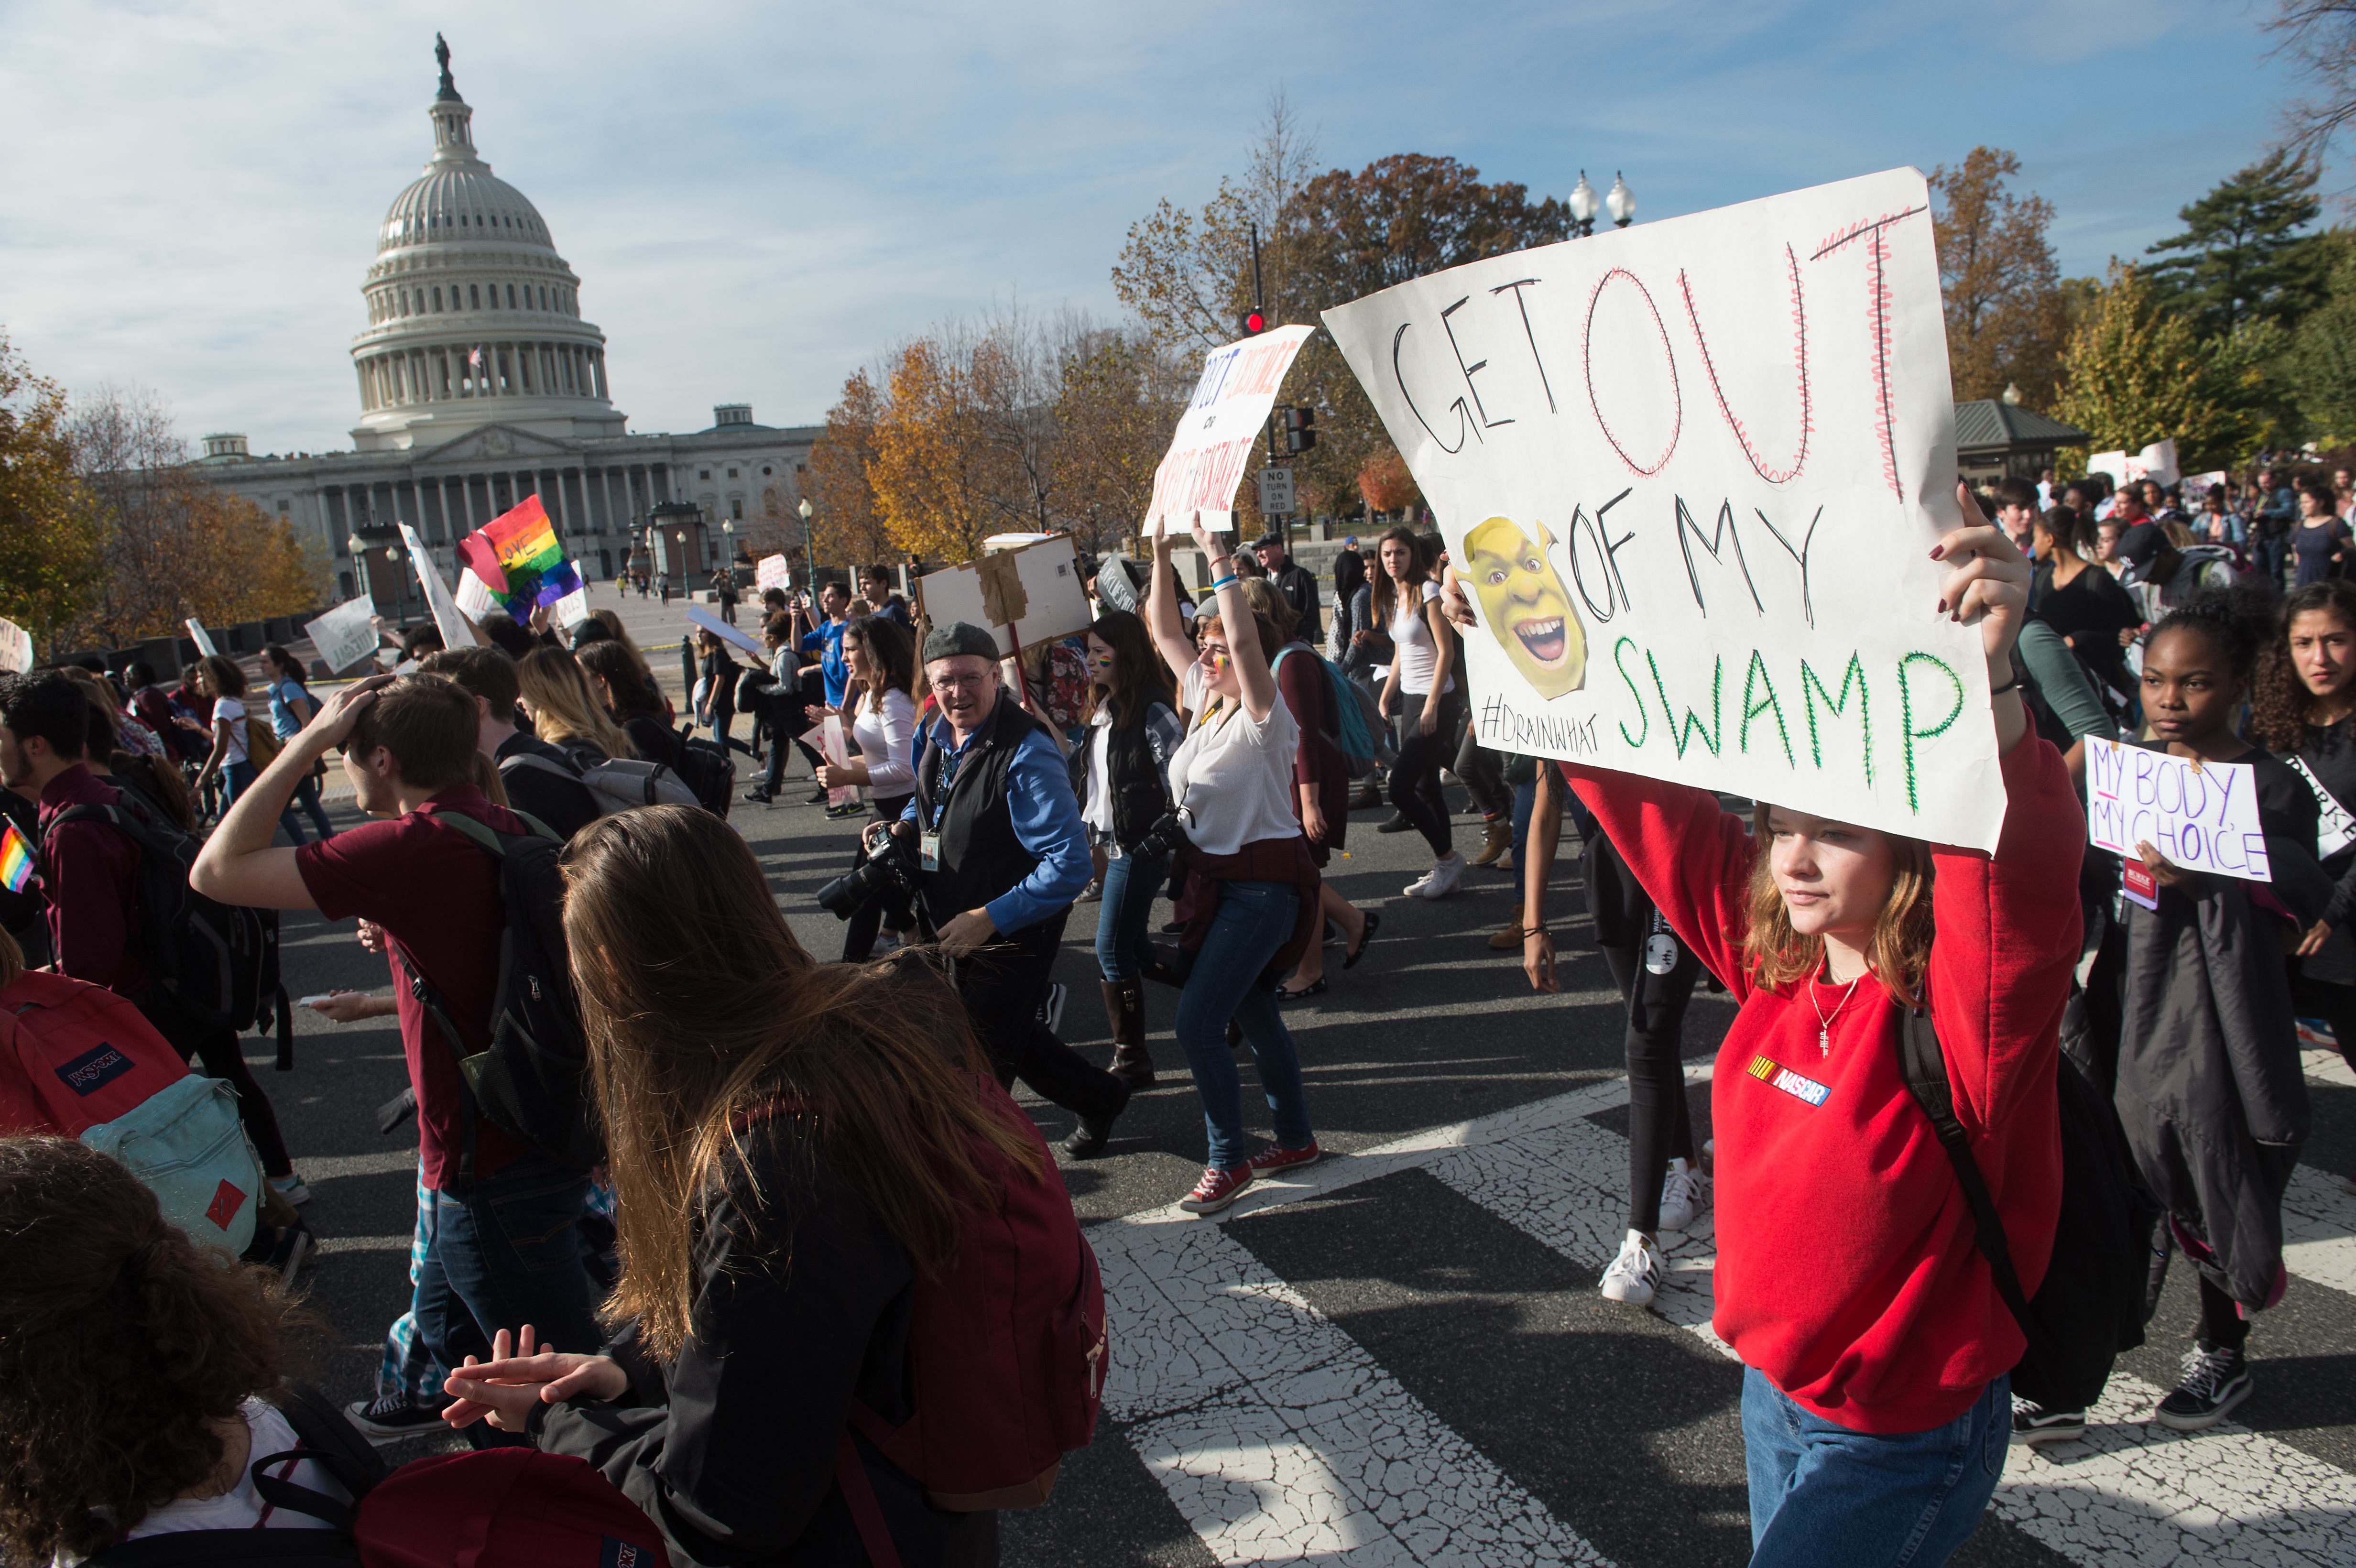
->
<box><xmin>2145</xmin><ymin>150</ymin><xmax>2328</xmax><ymax>336</ymax></box>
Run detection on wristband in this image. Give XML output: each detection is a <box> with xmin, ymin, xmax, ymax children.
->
<box><xmin>1989</xmin><ymin>673</ymin><xmax>2021</xmax><ymax>697</ymax></box>
<box><xmin>1210</xmin><ymin>574</ymin><xmax>1240</xmax><ymax>591</ymax></box>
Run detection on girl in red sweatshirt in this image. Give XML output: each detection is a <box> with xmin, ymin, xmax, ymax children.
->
<box><xmin>1560</xmin><ymin>489</ymin><xmax>2079</xmax><ymax>1566</ymax></box>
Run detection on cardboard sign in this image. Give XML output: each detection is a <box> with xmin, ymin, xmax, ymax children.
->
<box><xmin>185</xmin><ymin>618</ymin><xmax>219</xmax><ymax>658</ymax></box>
<box><xmin>915</xmin><ymin>534</ymin><xmax>1092</xmax><ymax>657</ymax></box>
<box><xmin>820</xmin><ymin>714</ymin><xmax>860</xmax><ymax>808</ymax></box>
<box><xmin>396</xmin><ymin>524</ymin><xmax>488</xmax><ymax>648</ymax></box>
<box><xmin>1146</xmin><ymin>325</ymin><xmax>1315</xmax><ymax>536</ymax></box>
<box><xmin>756</xmin><ymin>554</ymin><xmax>792</xmax><ymax>592</ymax></box>
<box><xmin>685</xmin><ymin>603</ymin><xmax>768</xmax><ymax>660</ymax></box>
<box><xmin>2087</xmin><ymin>441</ymin><xmax>2180</xmax><ymax>490</ymax></box>
<box><xmin>1321</xmin><ymin>168</ymin><xmax>2004</xmax><ymax>849</ymax></box>
<box><xmin>0</xmin><ymin>617</ymin><xmax>32</xmax><ymax>675</ymax></box>
<box><xmin>2287</xmin><ymin>754</ymin><xmax>2356</xmax><ymax>860</ymax></box>
<box><xmin>303</xmin><ymin>597</ymin><xmax>381</xmax><ymax>675</ymax></box>
<box><xmin>2086</xmin><ymin>743</ymin><xmax>2271</xmax><ymax>883</ymax></box>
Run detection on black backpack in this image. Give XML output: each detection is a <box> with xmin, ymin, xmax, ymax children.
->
<box><xmin>82</xmin><ymin>1384</ymin><xmax>387</xmax><ymax>1565</ymax></box>
<box><xmin>397</xmin><ymin>812</ymin><xmax>600</xmax><ymax>1180</ymax></box>
<box><xmin>1897</xmin><ymin>1004</ymin><xmax>2160</xmax><ymax>1415</ymax></box>
<box><xmin>50</xmin><ymin>795</ymin><xmax>284</xmax><ymax>1047</ymax></box>
<box><xmin>672</xmin><ymin>728</ymin><xmax>737</xmax><ymax>818</ymax></box>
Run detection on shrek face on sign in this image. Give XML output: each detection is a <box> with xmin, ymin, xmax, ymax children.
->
<box><xmin>1464</xmin><ymin>515</ymin><xmax>1585</xmax><ymax>698</ymax></box>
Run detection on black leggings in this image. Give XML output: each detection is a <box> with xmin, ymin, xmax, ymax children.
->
<box><xmin>1389</xmin><ymin>688</ymin><xmax>1463</xmax><ymax>857</ymax></box>
<box><xmin>2198</xmin><ymin>1273</ymin><xmax>2252</xmax><ymax>1351</ymax></box>
<box><xmin>1602</xmin><ymin>921</ymin><xmax>1700</xmax><ymax>1236</ymax></box>
<box><xmin>186</xmin><ymin>1026</ymin><xmax>292</xmax><ymax>1178</ymax></box>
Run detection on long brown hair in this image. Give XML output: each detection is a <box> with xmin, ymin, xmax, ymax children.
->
<box><xmin>2252</xmin><ymin>578</ymin><xmax>2356</xmax><ymax>751</ymax></box>
<box><xmin>519</xmin><ymin>647</ymin><xmax>635</xmax><ymax>759</ymax></box>
<box><xmin>1084</xmin><ymin>609</ymin><xmax>1173</xmax><ymax>728</ymax></box>
<box><xmin>1368</xmin><ymin>524</ymin><xmax>1428</xmax><ymax>629</ymax></box>
<box><xmin>0</xmin><ymin>1139</ymin><xmax>311</xmax><ymax>1562</ymax></box>
<box><xmin>1741</xmin><ymin>804</ymin><xmax>1936</xmax><ymax>1007</ymax></box>
<box><xmin>845</xmin><ymin>614</ymin><xmax>915</xmax><ymax>715</ymax></box>
<box><xmin>578</xmin><ymin>639</ymin><xmax>666</xmax><ymax>722</ymax></box>
<box><xmin>558</xmin><ymin>806</ymin><xmax>1046</xmax><ymax>1361</ymax></box>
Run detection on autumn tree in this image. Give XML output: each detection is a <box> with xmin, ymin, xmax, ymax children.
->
<box><xmin>2145</xmin><ymin>150</ymin><xmax>2328</xmax><ymax>335</ymax></box>
<box><xmin>799</xmin><ymin>367</ymin><xmax>892</xmax><ymax>572</ymax></box>
<box><xmin>0</xmin><ymin>333</ymin><xmax>106</xmax><ymax>645</ymax></box>
<box><xmin>1929</xmin><ymin>148</ymin><xmax>2067</xmax><ymax>407</ymax></box>
<box><xmin>1356</xmin><ymin>450</ymin><xmax>1420</xmax><ymax>520</ymax></box>
<box><xmin>2055</xmin><ymin>263</ymin><xmax>2269</xmax><ymax>473</ymax></box>
<box><xmin>1053</xmin><ymin>329</ymin><xmax>1188</xmax><ymax>554</ymax></box>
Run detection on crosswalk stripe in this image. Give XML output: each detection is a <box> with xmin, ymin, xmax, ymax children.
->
<box><xmin>1102</xmin><ymin>1059</ymin><xmax>2356</xmax><ymax>1567</ymax></box>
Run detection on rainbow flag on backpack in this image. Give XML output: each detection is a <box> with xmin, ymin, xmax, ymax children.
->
<box><xmin>0</xmin><ymin>819</ymin><xmax>34</xmax><ymax>894</ymax></box>
<box><xmin>456</xmin><ymin>495</ymin><xmax>582</xmax><ymax>621</ymax></box>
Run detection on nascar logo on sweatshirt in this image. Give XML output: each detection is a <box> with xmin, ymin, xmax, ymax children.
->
<box><xmin>1746</xmin><ymin>1054</ymin><xmax>1830</xmax><ymax>1108</ymax></box>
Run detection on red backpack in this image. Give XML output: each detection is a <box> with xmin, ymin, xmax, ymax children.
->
<box><xmin>0</xmin><ymin>971</ymin><xmax>190</xmax><ymax>1136</ymax></box>
<box><xmin>355</xmin><ymin>1448</ymin><xmax>666</xmax><ymax>1568</ymax></box>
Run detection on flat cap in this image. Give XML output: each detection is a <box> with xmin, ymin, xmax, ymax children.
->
<box><xmin>923</xmin><ymin>621</ymin><xmax>1001</xmax><ymax>663</ymax></box>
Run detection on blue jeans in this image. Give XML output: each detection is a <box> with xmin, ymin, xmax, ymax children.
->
<box><xmin>1173</xmin><ymin>881</ymin><xmax>1313</xmax><ymax>1170</ymax></box>
<box><xmin>224</xmin><ymin>758</ymin><xmax>311</xmax><ymax>845</ymax></box>
<box><xmin>1742</xmin><ymin>1366</ymin><xmax>2007</xmax><ymax>1568</ymax></box>
<box><xmin>413</xmin><ymin>1154</ymin><xmax>600</xmax><ymax>1420</ymax></box>
<box><xmin>1094</xmin><ymin>847</ymin><xmax>1172</xmax><ymax>981</ymax></box>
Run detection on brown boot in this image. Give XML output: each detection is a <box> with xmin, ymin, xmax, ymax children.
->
<box><xmin>1470</xmin><ymin>815</ymin><xmax>1513</xmax><ymax>867</ymax></box>
<box><xmin>1103</xmin><ymin>979</ymin><xmax>1155</xmax><ymax>1088</ymax></box>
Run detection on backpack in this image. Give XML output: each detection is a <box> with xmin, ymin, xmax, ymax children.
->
<box><xmin>1896</xmin><ymin>1003</ymin><xmax>2160</xmax><ymax>1416</ymax></box>
<box><xmin>671</xmin><ymin>730</ymin><xmax>738</xmax><ymax>818</ymax></box>
<box><xmin>504</xmin><ymin>749</ymin><xmax>700</xmax><ymax>819</ymax></box>
<box><xmin>818</xmin><ymin>1072</ymin><xmax>1107</xmax><ymax>1560</ymax></box>
<box><xmin>1272</xmin><ymin>645</ymin><xmax>1388</xmax><ymax>779</ymax></box>
<box><xmin>49</xmin><ymin>795</ymin><xmax>280</xmax><ymax>1042</ymax></box>
<box><xmin>398</xmin><ymin>812</ymin><xmax>600</xmax><ymax>1178</ymax></box>
<box><xmin>86</xmin><ymin>1385</ymin><xmax>669</xmax><ymax>1568</ymax></box>
<box><xmin>82</xmin><ymin>1075</ymin><xmax>267</xmax><ymax>1262</ymax></box>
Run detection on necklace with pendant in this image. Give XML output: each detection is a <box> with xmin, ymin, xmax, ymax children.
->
<box><xmin>1809</xmin><ymin>971</ymin><xmax>1866</xmax><ymax>1057</ymax></box>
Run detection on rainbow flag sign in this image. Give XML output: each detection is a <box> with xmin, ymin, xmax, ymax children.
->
<box><xmin>0</xmin><ymin>819</ymin><xmax>34</xmax><ymax>895</ymax></box>
<box><xmin>456</xmin><ymin>495</ymin><xmax>582</xmax><ymax>620</ymax></box>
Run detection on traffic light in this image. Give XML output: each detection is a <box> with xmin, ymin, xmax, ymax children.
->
<box><xmin>1240</xmin><ymin>305</ymin><xmax>1268</xmax><ymax>337</ymax></box>
<box><xmin>1280</xmin><ymin>406</ymin><xmax>1317</xmax><ymax>454</ymax></box>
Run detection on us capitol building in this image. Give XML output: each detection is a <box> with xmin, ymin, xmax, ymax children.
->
<box><xmin>200</xmin><ymin>39</ymin><xmax>818</xmax><ymax>604</ymax></box>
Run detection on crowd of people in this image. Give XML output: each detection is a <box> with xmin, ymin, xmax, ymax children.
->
<box><xmin>0</xmin><ymin>453</ymin><xmax>2352</xmax><ymax>1565</ymax></box>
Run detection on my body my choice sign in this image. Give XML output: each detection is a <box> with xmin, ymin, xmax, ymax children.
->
<box><xmin>1322</xmin><ymin>169</ymin><xmax>2003</xmax><ymax>850</ymax></box>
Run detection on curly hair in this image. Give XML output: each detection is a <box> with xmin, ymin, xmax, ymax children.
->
<box><xmin>2147</xmin><ymin>581</ymin><xmax>2280</xmax><ymax>697</ymax></box>
<box><xmin>2251</xmin><ymin>579</ymin><xmax>2356</xmax><ymax>752</ymax></box>
<box><xmin>0</xmin><ymin>1139</ymin><xmax>311</xmax><ymax>1562</ymax></box>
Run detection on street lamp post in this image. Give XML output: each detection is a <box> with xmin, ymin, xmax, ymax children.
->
<box><xmin>1567</xmin><ymin>170</ymin><xmax>1599</xmax><ymax>239</ymax></box>
<box><xmin>347</xmin><ymin>534</ymin><xmax>369</xmax><ymax>608</ymax></box>
<box><xmin>1605</xmin><ymin>171</ymin><xmax>1636</xmax><ymax>229</ymax></box>
<box><xmin>798</xmin><ymin>497</ymin><xmax>816</xmax><ymax>585</ymax></box>
<box><xmin>384</xmin><ymin>543</ymin><xmax>410</xmax><ymax>625</ymax></box>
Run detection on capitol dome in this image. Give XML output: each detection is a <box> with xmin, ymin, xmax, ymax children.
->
<box><xmin>349</xmin><ymin>38</ymin><xmax>626</xmax><ymax>452</ymax></box>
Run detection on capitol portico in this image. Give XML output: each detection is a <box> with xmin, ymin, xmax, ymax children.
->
<box><xmin>201</xmin><ymin>39</ymin><xmax>818</xmax><ymax>605</ymax></box>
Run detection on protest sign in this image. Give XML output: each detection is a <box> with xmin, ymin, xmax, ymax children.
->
<box><xmin>1321</xmin><ymin>167</ymin><xmax>2003</xmax><ymax>849</ymax></box>
<box><xmin>2087</xmin><ymin>442</ymin><xmax>2180</xmax><ymax>489</ymax></box>
<box><xmin>303</xmin><ymin>598</ymin><xmax>380</xmax><ymax>675</ymax></box>
<box><xmin>455</xmin><ymin>495</ymin><xmax>583</xmax><ymax>619</ymax></box>
<box><xmin>1145</xmin><ymin>325</ymin><xmax>1316</xmax><ymax>536</ymax></box>
<box><xmin>395</xmin><ymin>523</ymin><xmax>487</xmax><ymax>648</ymax></box>
<box><xmin>755</xmin><ymin>554</ymin><xmax>791</xmax><ymax>593</ymax></box>
<box><xmin>820</xmin><ymin>714</ymin><xmax>859</xmax><ymax>809</ymax></box>
<box><xmin>915</xmin><ymin>534</ymin><xmax>1091</xmax><ymax>657</ymax></box>
<box><xmin>2086</xmin><ymin>742</ymin><xmax>2271</xmax><ymax>882</ymax></box>
<box><xmin>685</xmin><ymin>603</ymin><xmax>767</xmax><ymax>660</ymax></box>
<box><xmin>185</xmin><ymin>619</ymin><xmax>219</xmax><ymax>658</ymax></box>
<box><xmin>552</xmin><ymin>559</ymin><xmax>592</xmax><ymax>629</ymax></box>
<box><xmin>2287</xmin><ymin>754</ymin><xmax>2356</xmax><ymax>860</ymax></box>
<box><xmin>0</xmin><ymin>618</ymin><xmax>32</xmax><ymax>675</ymax></box>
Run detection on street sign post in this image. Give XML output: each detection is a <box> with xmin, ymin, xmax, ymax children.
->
<box><xmin>1256</xmin><ymin>464</ymin><xmax>1296</xmax><ymax>518</ymax></box>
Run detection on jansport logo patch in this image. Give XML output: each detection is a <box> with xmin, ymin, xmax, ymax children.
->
<box><xmin>55</xmin><ymin>1042</ymin><xmax>135</xmax><ymax>1097</ymax></box>
<box><xmin>1746</xmin><ymin>1054</ymin><xmax>1830</xmax><ymax>1107</ymax></box>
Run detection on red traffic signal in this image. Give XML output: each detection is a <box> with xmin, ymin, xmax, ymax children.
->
<box><xmin>1240</xmin><ymin>306</ymin><xmax>1267</xmax><ymax>336</ymax></box>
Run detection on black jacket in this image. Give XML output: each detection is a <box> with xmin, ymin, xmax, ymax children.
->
<box><xmin>1270</xmin><ymin>558</ymin><xmax>1322</xmax><ymax>644</ymax></box>
<box><xmin>532</xmin><ymin>1114</ymin><xmax>990</xmax><ymax>1566</ymax></box>
<box><xmin>911</xmin><ymin>696</ymin><xmax>1045</xmax><ymax>930</ymax></box>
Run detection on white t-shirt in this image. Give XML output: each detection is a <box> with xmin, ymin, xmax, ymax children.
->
<box><xmin>60</xmin><ymin>1398</ymin><xmax>347</xmax><ymax>1563</ymax></box>
<box><xmin>212</xmin><ymin>696</ymin><xmax>250</xmax><ymax>765</ymax></box>
<box><xmin>850</xmin><ymin>686</ymin><xmax>918</xmax><ymax>800</ymax></box>
<box><xmin>1166</xmin><ymin>664</ymin><xmax>1302</xmax><ymax>857</ymax></box>
<box><xmin>1084</xmin><ymin>719</ymin><xmax>1116</xmax><ymax>833</ymax></box>
<box><xmin>1387</xmin><ymin>579</ymin><xmax>1452</xmax><ymax>696</ymax></box>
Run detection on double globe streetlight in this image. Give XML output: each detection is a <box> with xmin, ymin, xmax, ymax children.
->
<box><xmin>1567</xmin><ymin>170</ymin><xmax>1636</xmax><ymax>238</ymax></box>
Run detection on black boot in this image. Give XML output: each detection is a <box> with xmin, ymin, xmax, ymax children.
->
<box><xmin>1062</xmin><ymin>1077</ymin><xmax>1132</xmax><ymax>1160</ymax></box>
<box><xmin>1104</xmin><ymin>979</ymin><xmax>1153</xmax><ymax>1088</ymax></box>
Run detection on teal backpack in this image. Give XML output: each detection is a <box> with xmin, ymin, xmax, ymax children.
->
<box><xmin>1272</xmin><ymin>645</ymin><xmax>1389</xmax><ymax>778</ymax></box>
<box><xmin>80</xmin><ymin>1074</ymin><xmax>265</xmax><ymax>1261</ymax></box>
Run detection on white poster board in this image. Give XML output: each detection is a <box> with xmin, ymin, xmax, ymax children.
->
<box><xmin>685</xmin><ymin>603</ymin><xmax>768</xmax><ymax>660</ymax></box>
<box><xmin>303</xmin><ymin>598</ymin><xmax>381</xmax><ymax>675</ymax></box>
<box><xmin>1321</xmin><ymin>167</ymin><xmax>2004</xmax><ymax>849</ymax></box>
<box><xmin>2287</xmin><ymin>754</ymin><xmax>2356</xmax><ymax>860</ymax></box>
<box><xmin>756</xmin><ymin>554</ymin><xmax>792</xmax><ymax>593</ymax></box>
<box><xmin>1146</xmin><ymin>324</ymin><xmax>1315</xmax><ymax>536</ymax></box>
<box><xmin>552</xmin><ymin>559</ymin><xmax>591</xmax><ymax>629</ymax></box>
<box><xmin>396</xmin><ymin>523</ymin><xmax>487</xmax><ymax>648</ymax></box>
<box><xmin>914</xmin><ymin>533</ymin><xmax>1092</xmax><ymax>657</ymax></box>
<box><xmin>0</xmin><ymin>617</ymin><xmax>32</xmax><ymax>674</ymax></box>
<box><xmin>185</xmin><ymin>618</ymin><xmax>219</xmax><ymax>658</ymax></box>
<box><xmin>2087</xmin><ymin>743</ymin><xmax>2271</xmax><ymax>882</ymax></box>
<box><xmin>2087</xmin><ymin>442</ymin><xmax>2181</xmax><ymax>490</ymax></box>
<box><xmin>820</xmin><ymin>714</ymin><xmax>859</xmax><ymax>808</ymax></box>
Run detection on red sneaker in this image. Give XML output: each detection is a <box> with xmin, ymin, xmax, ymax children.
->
<box><xmin>1178</xmin><ymin>1165</ymin><xmax>1255</xmax><ymax>1215</ymax></box>
<box><xmin>1247</xmin><ymin>1142</ymin><xmax>1322</xmax><ymax>1176</ymax></box>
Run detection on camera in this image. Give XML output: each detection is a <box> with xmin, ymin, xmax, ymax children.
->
<box><xmin>817</xmin><ymin>831</ymin><xmax>916</xmax><ymax>920</ymax></box>
<box><xmin>1130</xmin><ymin>808</ymin><xmax>1192</xmax><ymax>864</ymax></box>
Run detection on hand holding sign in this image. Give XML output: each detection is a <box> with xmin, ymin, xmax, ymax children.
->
<box><xmin>2086</xmin><ymin>743</ymin><xmax>2271</xmax><ymax>884</ymax></box>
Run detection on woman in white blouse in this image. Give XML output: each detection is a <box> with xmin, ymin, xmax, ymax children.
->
<box><xmin>1374</xmin><ymin>527</ymin><xmax>1465</xmax><ymax>899</ymax></box>
<box><xmin>1143</xmin><ymin>513</ymin><xmax>1322</xmax><ymax>1216</ymax></box>
<box><xmin>816</xmin><ymin>614</ymin><xmax>920</xmax><ymax>961</ymax></box>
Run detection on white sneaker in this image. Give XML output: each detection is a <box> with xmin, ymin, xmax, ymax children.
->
<box><xmin>1036</xmin><ymin>981</ymin><xmax>1068</xmax><ymax>1036</ymax></box>
<box><xmin>1410</xmin><ymin>852</ymin><xmax>1465</xmax><ymax>900</ymax></box>
<box><xmin>1657</xmin><ymin>1158</ymin><xmax>1708</xmax><ymax>1233</ymax></box>
<box><xmin>1600</xmin><ymin>1229</ymin><xmax>1661</xmax><ymax>1306</ymax></box>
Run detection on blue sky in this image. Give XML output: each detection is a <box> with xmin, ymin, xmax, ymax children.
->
<box><xmin>0</xmin><ymin>0</ymin><xmax>2313</xmax><ymax>455</ymax></box>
